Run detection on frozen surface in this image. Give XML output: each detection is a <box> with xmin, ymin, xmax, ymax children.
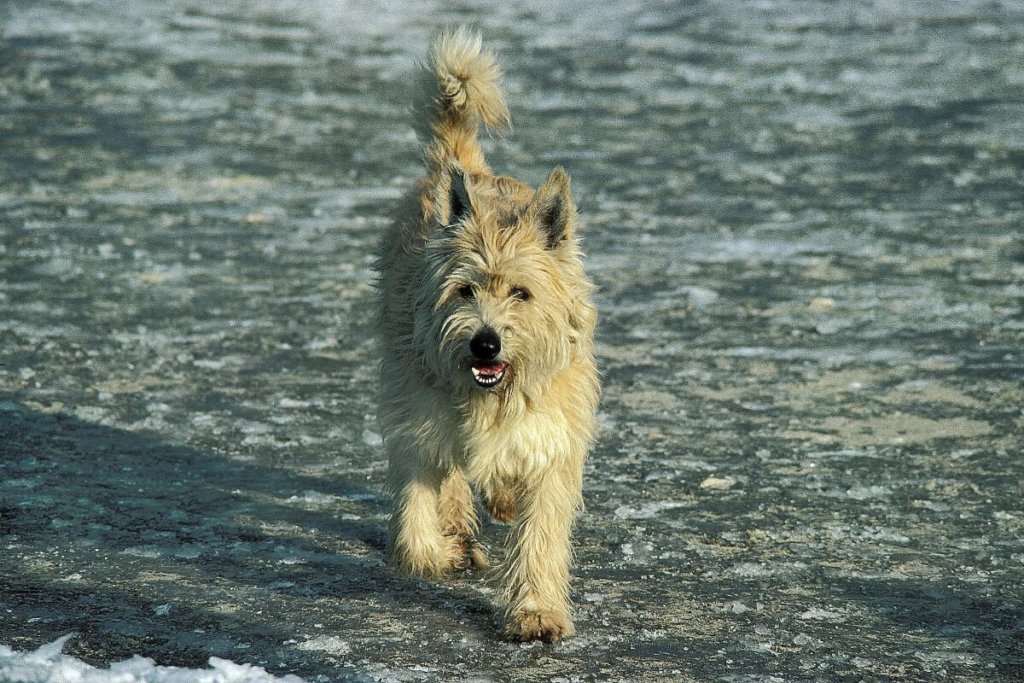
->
<box><xmin>2</xmin><ymin>0</ymin><xmax>1023</xmax><ymax>681</ymax></box>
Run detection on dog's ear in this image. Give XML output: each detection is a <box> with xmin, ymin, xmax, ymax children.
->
<box><xmin>435</xmin><ymin>162</ymin><xmax>474</xmax><ymax>228</ymax></box>
<box><xmin>528</xmin><ymin>167</ymin><xmax>576</xmax><ymax>249</ymax></box>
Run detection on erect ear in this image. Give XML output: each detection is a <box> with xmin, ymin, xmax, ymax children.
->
<box><xmin>434</xmin><ymin>162</ymin><xmax>474</xmax><ymax>228</ymax></box>
<box><xmin>527</xmin><ymin>167</ymin><xmax>576</xmax><ymax>249</ymax></box>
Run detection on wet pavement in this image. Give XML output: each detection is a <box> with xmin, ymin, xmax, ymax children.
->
<box><xmin>2</xmin><ymin>1</ymin><xmax>1023</xmax><ymax>680</ymax></box>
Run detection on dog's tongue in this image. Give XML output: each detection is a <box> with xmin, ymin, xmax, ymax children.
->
<box><xmin>473</xmin><ymin>361</ymin><xmax>507</xmax><ymax>378</ymax></box>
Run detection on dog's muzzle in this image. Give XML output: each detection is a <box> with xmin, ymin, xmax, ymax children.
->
<box><xmin>470</xmin><ymin>328</ymin><xmax>507</xmax><ymax>388</ymax></box>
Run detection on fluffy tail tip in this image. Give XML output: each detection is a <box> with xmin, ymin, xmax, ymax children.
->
<box><xmin>429</xmin><ymin>27</ymin><xmax>511</xmax><ymax>133</ymax></box>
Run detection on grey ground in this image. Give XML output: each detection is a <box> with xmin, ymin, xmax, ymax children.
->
<box><xmin>2</xmin><ymin>1</ymin><xmax>1023</xmax><ymax>681</ymax></box>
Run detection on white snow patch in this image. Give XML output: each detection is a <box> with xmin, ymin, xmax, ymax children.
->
<box><xmin>0</xmin><ymin>635</ymin><xmax>307</xmax><ymax>682</ymax></box>
<box><xmin>730</xmin><ymin>600</ymin><xmax>752</xmax><ymax>614</ymax></box>
<box><xmin>303</xmin><ymin>338</ymin><xmax>338</xmax><ymax>351</ymax></box>
<box><xmin>699</xmin><ymin>476</ymin><xmax>737</xmax><ymax>491</ymax></box>
<box><xmin>239</xmin><ymin>420</ymin><xmax>271</xmax><ymax>435</ymax></box>
<box><xmin>728</xmin><ymin>562</ymin><xmax>773</xmax><ymax>578</ymax></box>
<box><xmin>295</xmin><ymin>635</ymin><xmax>351</xmax><ymax>656</ymax></box>
<box><xmin>613</xmin><ymin>501</ymin><xmax>689</xmax><ymax>519</ymax></box>
<box><xmin>914</xmin><ymin>650</ymin><xmax>982</xmax><ymax>665</ymax></box>
<box><xmin>845</xmin><ymin>485</ymin><xmax>891</xmax><ymax>500</ymax></box>
<box><xmin>277</xmin><ymin>398</ymin><xmax>313</xmax><ymax>409</ymax></box>
<box><xmin>361</xmin><ymin>428</ymin><xmax>383</xmax><ymax>447</ymax></box>
<box><xmin>798</xmin><ymin>607</ymin><xmax>847</xmax><ymax>621</ymax></box>
<box><xmin>285</xmin><ymin>491</ymin><xmax>340</xmax><ymax>506</ymax></box>
<box><xmin>679</xmin><ymin>285</ymin><xmax>719</xmax><ymax>309</ymax></box>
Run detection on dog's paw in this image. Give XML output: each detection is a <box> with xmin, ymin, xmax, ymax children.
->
<box><xmin>390</xmin><ymin>536</ymin><xmax>459</xmax><ymax>578</ymax></box>
<box><xmin>389</xmin><ymin>551</ymin><xmax>449</xmax><ymax>579</ymax></box>
<box><xmin>504</xmin><ymin>610</ymin><xmax>574</xmax><ymax>643</ymax></box>
<box><xmin>485</xmin><ymin>490</ymin><xmax>518</xmax><ymax>523</ymax></box>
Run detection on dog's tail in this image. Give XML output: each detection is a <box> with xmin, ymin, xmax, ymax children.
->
<box><xmin>416</xmin><ymin>28</ymin><xmax>510</xmax><ymax>175</ymax></box>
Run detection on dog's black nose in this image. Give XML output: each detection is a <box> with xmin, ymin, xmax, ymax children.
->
<box><xmin>470</xmin><ymin>328</ymin><xmax>501</xmax><ymax>361</ymax></box>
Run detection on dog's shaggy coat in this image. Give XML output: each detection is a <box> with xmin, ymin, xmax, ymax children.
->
<box><xmin>376</xmin><ymin>28</ymin><xmax>599</xmax><ymax>642</ymax></box>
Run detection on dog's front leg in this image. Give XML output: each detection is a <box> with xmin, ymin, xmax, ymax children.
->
<box><xmin>388</xmin><ymin>458</ymin><xmax>457</xmax><ymax>578</ymax></box>
<box><xmin>499</xmin><ymin>464</ymin><xmax>582</xmax><ymax>642</ymax></box>
<box><xmin>438</xmin><ymin>468</ymin><xmax>489</xmax><ymax>570</ymax></box>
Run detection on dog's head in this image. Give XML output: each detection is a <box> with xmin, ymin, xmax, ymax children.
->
<box><xmin>414</xmin><ymin>162</ymin><xmax>595</xmax><ymax>398</ymax></box>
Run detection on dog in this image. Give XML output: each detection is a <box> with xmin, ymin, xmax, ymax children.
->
<box><xmin>375</xmin><ymin>28</ymin><xmax>599</xmax><ymax>643</ymax></box>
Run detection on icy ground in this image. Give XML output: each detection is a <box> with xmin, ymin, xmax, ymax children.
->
<box><xmin>2</xmin><ymin>0</ymin><xmax>1023</xmax><ymax>681</ymax></box>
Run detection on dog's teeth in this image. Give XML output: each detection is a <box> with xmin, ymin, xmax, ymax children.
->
<box><xmin>471</xmin><ymin>366</ymin><xmax>505</xmax><ymax>387</ymax></box>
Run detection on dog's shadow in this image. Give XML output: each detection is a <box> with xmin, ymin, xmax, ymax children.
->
<box><xmin>0</xmin><ymin>400</ymin><xmax>496</xmax><ymax>668</ymax></box>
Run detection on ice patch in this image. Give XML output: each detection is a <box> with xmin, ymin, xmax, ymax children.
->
<box><xmin>0</xmin><ymin>635</ymin><xmax>307</xmax><ymax>682</ymax></box>
<box><xmin>678</xmin><ymin>285</ymin><xmax>719</xmax><ymax>309</ymax></box>
<box><xmin>295</xmin><ymin>635</ymin><xmax>351</xmax><ymax>656</ymax></box>
<box><xmin>620</xmin><ymin>542</ymin><xmax>655</xmax><ymax>564</ymax></box>
<box><xmin>614</xmin><ymin>501</ymin><xmax>689</xmax><ymax>519</ymax></box>
<box><xmin>278</xmin><ymin>398</ymin><xmax>313</xmax><ymax>409</ymax></box>
<box><xmin>799</xmin><ymin>607</ymin><xmax>847</xmax><ymax>621</ymax></box>
<box><xmin>285</xmin><ymin>491</ymin><xmax>340</xmax><ymax>506</ymax></box>
<box><xmin>844</xmin><ymin>485</ymin><xmax>892</xmax><ymax>500</ymax></box>
<box><xmin>362</xmin><ymin>428</ymin><xmax>383</xmax><ymax>447</ymax></box>
<box><xmin>730</xmin><ymin>601</ymin><xmax>753</xmax><ymax>614</ymax></box>
<box><xmin>914</xmin><ymin>650</ymin><xmax>982</xmax><ymax>665</ymax></box>
<box><xmin>304</xmin><ymin>338</ymin><xmax>338</xmax><ymax>351</ymax></box>
<box><xmin>728</xmin><ymin>562</ymin><xmax>773</xmax><ymax>578</ymax></box>
<box><xmin>699</xmin><ymin>476</ymin><xmax>737</xmax><ymax>491</ymax></box>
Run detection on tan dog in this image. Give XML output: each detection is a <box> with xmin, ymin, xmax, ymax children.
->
<box><xmin>376</xmin><ymin>28</ymin><xmax>599</xmax><ymax>642</ymax></box>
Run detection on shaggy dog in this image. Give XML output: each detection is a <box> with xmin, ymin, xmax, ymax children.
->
<box><xmin>376</xmin><ymin>28</ymin><xmax>599</xmax><ymax>642</ymax></box>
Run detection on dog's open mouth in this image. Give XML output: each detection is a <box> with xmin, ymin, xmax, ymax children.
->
<box><xmin>471</xmin><ymin>361</ymin><xmax>508</xmax><ymax>389</ymax></box>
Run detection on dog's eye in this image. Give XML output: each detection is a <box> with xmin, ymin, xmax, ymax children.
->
<box><xmin>510</xmin><ymin>286</ymin><xmax>531</xmax><ymax>302</ymax></box>
<box><xmin>458</xmin><ymin>285</ymin><xmax>476</xmax><ymax>300</ymax></box>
